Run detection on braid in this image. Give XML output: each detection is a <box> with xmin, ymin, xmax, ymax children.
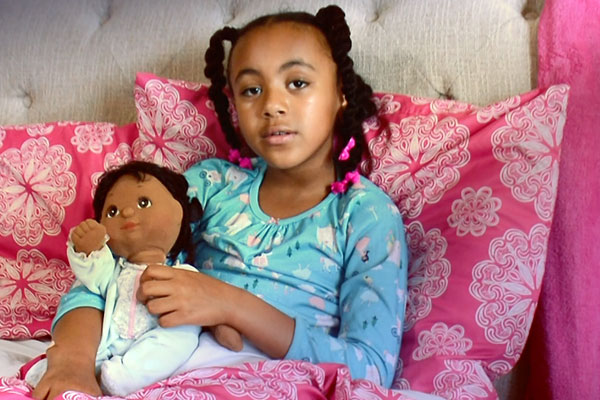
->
<box><xmin>315</xmin><ymin>5</ymin><xmax>377</xmax><ymax>178</ymax></box>
<box><xmin>204</xmin><ymin>27</ymin><xmax>240</xmax><ymax>150</ymax></box>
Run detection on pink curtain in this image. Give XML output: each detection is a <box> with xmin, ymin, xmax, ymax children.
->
<box><xmin>526</xmin><ymin>0</ymin><xmax>600</xmax><ymax>398</ymax></box>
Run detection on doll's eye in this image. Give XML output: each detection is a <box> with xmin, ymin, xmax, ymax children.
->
<box><xmin>106</xmin><ymin>206</ymin><xmax>119</xmax><ymax>218</ymax></box>
<box><xmin>137</xmin><ymin>197</ymin><xmax>152</xmax><ymax>209</ymax></box>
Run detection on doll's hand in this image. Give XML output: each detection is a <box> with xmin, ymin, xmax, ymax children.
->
<box><xmin>71</xmin><ymin>219</ymin><xmax>107</xmax><ymax>256</ymax></box>
<box><xmin>211</xmin><ymin>324</ymin><xmax>243</xmax><ymax>352</ymax></box>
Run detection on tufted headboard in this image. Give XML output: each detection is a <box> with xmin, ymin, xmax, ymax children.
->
<box><xmin>0</xmin><ymin>0</ymin><xmax>543</xmax><ymax>126</ymax></box>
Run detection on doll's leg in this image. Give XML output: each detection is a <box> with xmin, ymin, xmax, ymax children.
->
<box><xmin>100</xmin><ymin>325</ymin><xmax>200</xmax><ymax>396</ymax></box>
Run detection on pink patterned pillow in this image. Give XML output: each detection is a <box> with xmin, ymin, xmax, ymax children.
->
<box><xmin>360</xmin><ymin>85</ymin><xmax>569</xmax><ymax>397</ymax></box>
<box><xmin>0</xmin><ymin>122</ymin><xmax>138</xmax><ymax>339</ymax></box>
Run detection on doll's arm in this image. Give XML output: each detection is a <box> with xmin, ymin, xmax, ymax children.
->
<box><xmin>71</xmin><ymin>219</ymin><xmax>108</xmax><ymax>255</ymax></box>
<box><xmin>68</xmin><ymin>219</ymin><xmax>115</xmax><ymax>296</ymax></box>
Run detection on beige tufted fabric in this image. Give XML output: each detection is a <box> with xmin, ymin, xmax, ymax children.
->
<box><xmin>0</xmin><ymin>0</ymin><xmax>542</xmax><ymax>126</ymax></box>
<box><xmin>0</xmin><ymin>1</ymin><xmax>544</xmax><ymax>398</ymax></box>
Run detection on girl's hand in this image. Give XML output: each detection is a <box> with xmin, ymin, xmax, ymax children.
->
<box><xmin>32</xmin><ymin>307</ymin><xmax>103</xmax><ymax>400</ymax></box>
<box><xmin>71</xmin><ymin>219</ymin><xmax>107</xmax><ymax>256</ymax></box>
<box><xmin>32</xmin><ymin>345</ymin><xmax>102</xmax><ymax>400</ymax></box>
<box><xmin>138</xmin><ymin>264</ymin><xmax>295</xmax><ymax>359</ymax></box>
<box><xmin>137</xmin><ymin>264</ymin><xmax>237</xmax><ymax>328</ymax></box>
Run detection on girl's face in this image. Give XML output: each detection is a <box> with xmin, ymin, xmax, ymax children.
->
<box><xmin>100</xmin><ymin>174</ymin><xmax>183</xmax><ymax>262</ymax></box>
<box><xmin>228</xmin><ymin>22</ymin><xmax>345</xmax><ymax>174</ymax></box>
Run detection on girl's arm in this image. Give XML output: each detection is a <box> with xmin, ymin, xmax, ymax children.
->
<box><xmin>32</xmin><ymin>307</ymin><xmax>103</xmax><ymax>400</ymax></box>
<box><xmin>283</xmin><ymin>198</ymin><xmax>408</xmax><ymax>388</ymax></box>
<box><xmin>138</xmin><ymin>266</ymin><xmax>295</xmax><ymax>358</ymax></box>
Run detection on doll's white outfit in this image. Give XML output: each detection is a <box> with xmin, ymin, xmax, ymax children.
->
<box><xmin>67</xmin><ymin>240</ymin><xmax>200</xmax><ymax>397</ymax></box>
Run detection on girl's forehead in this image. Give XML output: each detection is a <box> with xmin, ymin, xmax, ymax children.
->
<box><xmin>231</xmin><ymin>21</ymin><xmax>331</xmax><ymax>63</ymax></box>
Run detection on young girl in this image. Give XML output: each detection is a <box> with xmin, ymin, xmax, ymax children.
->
<box><xmin>32</xmin><ymin>5</ymin><xmax>408</xmax><ymax>399</ymax></box>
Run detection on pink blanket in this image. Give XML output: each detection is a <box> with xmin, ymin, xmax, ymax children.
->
<box><xmin>0</xmin><ymin>361</ymin><xmax>430</xmax><ymax>400</ymax></box>
<box><xmin>526</xmin><ymin>0</ymin><xmax>600</xmax><ymax>398</ymax></box>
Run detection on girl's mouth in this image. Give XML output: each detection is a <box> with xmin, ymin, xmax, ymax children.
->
<box><xmin>264</xmin><ymin>130</ymin><xmax>296</xmax><ymax>145</ymax></box>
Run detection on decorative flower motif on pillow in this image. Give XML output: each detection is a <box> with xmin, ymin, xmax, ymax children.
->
<box><xmin>447</xmin><ymin>186</ymin><xmax>502</xmax><ymax>237</ymax></box>
<box><xmin>367</xmin><ymin>115</ymin><xmax>471</xmax><ymax>219</ymax></box>
<box><xmin>134</xmin><ymin>79</ymin><xmax>216</xmax><ymax>173</ymax></box>
<box><xmin>412</xmin><ymin>322</ymin><xmax>473</xmax><ymax>360</ymax></box>
<box><xmin>0</xmin><ymin>249</ymin><xmax>72</xmax><ymax>339</ymax></box>
<box><xmin>404</xmin><ymin>221</ymin><xmax>451</xmax><ymax>331</ymax></box>
<box><xmin>0</xmin><ymin>122</ymin><xmax>139</xmax><ymax>338</ymax></box>
<box><xmin>71</xmin><ymin>123</ymin><xmax>115</xmax><ymax>154</ymax></box>
<box><xmin>0</xmin><ymin>138</ymin><xmax>76</xmax><ymax>247</ymax></box>
<box><xmin>470</xmin><ymin>224</ymin><xmax>549</xmax><ymax>361</ymax></box>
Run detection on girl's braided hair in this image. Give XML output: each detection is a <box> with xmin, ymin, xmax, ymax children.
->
<box><xmin>93</xmin><ymin>161</ymin><xmax>202</xmax><ymax>264</ymax></box>
<box><xmin>204</xmin><ymin>5</ymin><xmax>377</xmax><ymax>179</ymax></box>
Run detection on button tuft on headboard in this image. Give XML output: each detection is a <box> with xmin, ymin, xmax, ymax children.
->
<box><xmin>98</xmin><ymin>0</ymin><xmax>113</xmax><ymax>27</ymax></box>
<box><xmin>20</xmin><ymin>91</ymin><xmax>33</xmax><ymax>109</ymax></box>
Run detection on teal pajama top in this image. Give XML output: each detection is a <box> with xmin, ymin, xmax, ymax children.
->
<box><xmin>54</xmin><ymin>158</ymin><xmax>408</xmax><ymax>387</ymax></box>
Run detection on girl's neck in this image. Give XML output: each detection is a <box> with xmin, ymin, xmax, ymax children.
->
<box><xmin>259</xmin><ymin>162</ymin><xmax>336</xmax><ymax>219</ymax></box>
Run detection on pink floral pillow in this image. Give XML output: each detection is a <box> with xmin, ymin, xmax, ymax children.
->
<box><xmin>133</xmin><ymin>74</ymin><xmax>568</xmax><ymax>396</ymax></box>
<box><xmin>360</xmin><ymin>85</ymin><xmax>569</xmax><ymax>397</ymax></box>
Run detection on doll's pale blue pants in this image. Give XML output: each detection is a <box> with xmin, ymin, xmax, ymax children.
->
<box><xmin>99</xmin><ymin>322</ymin><xmax>200</xmax><ymax>396</ymax></box>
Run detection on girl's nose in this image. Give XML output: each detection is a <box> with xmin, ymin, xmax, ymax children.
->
<box><xmin>121</xmin><ymin>206</ymin><xmax>135</xmax><ymax>218</ymax></box>
<box><xmin>262</xmin><ymin>88</ymin><xmax>287</xmax><ymax>118</ymax></box>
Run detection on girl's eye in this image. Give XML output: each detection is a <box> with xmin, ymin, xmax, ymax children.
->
<box><xmin>138</xmin><ymin>197</ymin><xmax>152</xmax><ymax>209</ymax></box>
<box><xmin>289</xmin><ymin>80</ymin><xmax>308</xmax><ymax>89</ymax></box>
<box><xmin>241</xmin><ymin>86</ymin><xmax>262</xmax><ymax>97</ymax></box>
<box><xmin>106</xmin><ymin>206</ymin><xmax>119</xmax><ymax>218</ymax></box>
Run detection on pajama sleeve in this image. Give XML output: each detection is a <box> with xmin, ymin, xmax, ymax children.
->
<box><xmin>286</xmin><ymin>193</ymin><xmax>408</xmax><ymax>388</ymax></box>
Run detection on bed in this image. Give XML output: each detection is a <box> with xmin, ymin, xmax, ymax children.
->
<box><xmin>0</xmin><ymin>0</ymin><xmax>584</xmax><ymax>399</ymax></box>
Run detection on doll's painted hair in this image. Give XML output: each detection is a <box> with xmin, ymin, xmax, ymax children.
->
<box><xmin>204</xmin><ymin>4</ymin><xmax>377</xmax><ymax>179</ymax></box>
<box><xmin>93</xmin><ymin>161</ymin><xmax>201</xmax><ymax>264</ymax></box>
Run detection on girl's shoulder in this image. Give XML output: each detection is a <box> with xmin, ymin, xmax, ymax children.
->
<box><xmin>185</xmin><ymin>157</ymin><xmax>262</xmax><ymax>188</ymax></box>
<box><xmin>345</xmin><ymin>174</ymin><xmax>397</xmax><ymax>206</ymax></box>
<box><xmin>337</xmin><ymin>175</ymin><xmax>403</xmax><ymax>222</ymax></box>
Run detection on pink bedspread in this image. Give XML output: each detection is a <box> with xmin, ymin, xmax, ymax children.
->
<box><xmin>526</xmin><ymin>0</ymin><xmax>600</xmax><ymax>398</ymax></box>
<box><xmin>0</xmin><ymin>360</ymin><xmax>431</xmax><ymax>400</ymax></box>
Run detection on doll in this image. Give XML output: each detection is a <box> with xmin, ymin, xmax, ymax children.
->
<box><xmin>66</xmin><ymin>161</ymin><xmax>203</xmax><ymax>396</ymax></box>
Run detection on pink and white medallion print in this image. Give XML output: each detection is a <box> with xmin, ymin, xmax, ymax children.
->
<box><xmin>366</xmin><ymin>114</ymin><xmax>470</xmax><ymax>219</ymax></box>
<box><xmin>361</xmin><ymin>85</ymin><xmax>568</xmax><ymax>396</ymax></box>
<box><xmin>470</xmin><ymin>224</ymin><xmax>548</xmax><ymax>361</ymax></box>
<box><xmin>404</xmin><ymin>221</ymin><xmax>450</xmax><ymax>331</ymax></box>
<box><xmin>433</xmin><ymin>360</ymin><xmax>496</xmax><ymax>400</ymax></box>
<box><xmin>0</xmin><ymin>137</ymin><xmax>76</xmax><ymax>247</ymax></box>
<box><xmin>134</xmin><ymin>79</ymin><xmax>216</xmax><ymax>173</ymax></box>
<box><xmin>0</xmin><ymin>249</ymin><xmax>72</xmax><ymax>339</ymax></box>
<box><xmin>491</xmin><ymin>85</ymin><xmax>567</xmax><ymax>221</ymax></box>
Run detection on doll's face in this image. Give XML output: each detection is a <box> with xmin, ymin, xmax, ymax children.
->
<box><xmin>99</xmin><ymin>174</ymin><xmax>183</xmax><ymax>263</ymax></box>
